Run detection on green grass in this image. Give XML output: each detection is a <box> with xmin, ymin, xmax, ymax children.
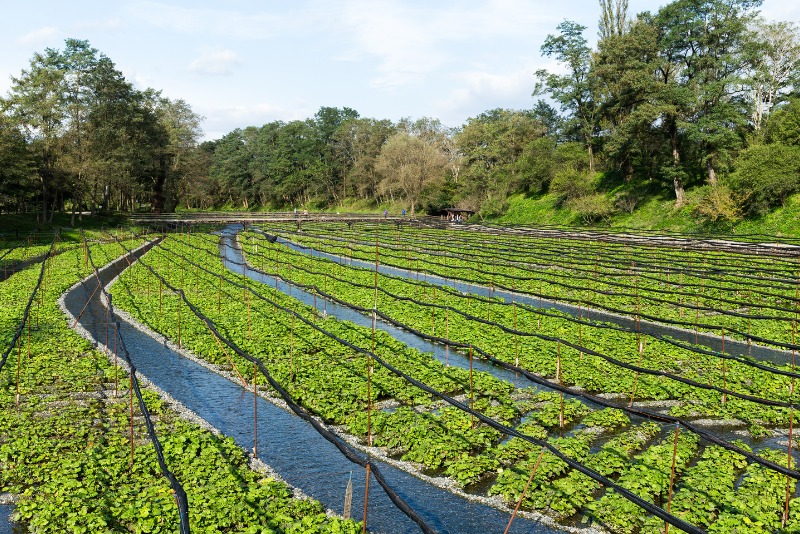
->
<box><xmin>492</xmin><ymin>191</ymin><xmax>800</xmax><ymax>238</ymax></box>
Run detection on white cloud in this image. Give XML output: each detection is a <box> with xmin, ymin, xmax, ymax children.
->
<box><xmin>434</xmin><ymin>60</ymin><xmax>537</xmax><ymax>120</ymax></box>
<box><xmin>188</xmin><ymin>49</ymin><xmax>242</xmax><ymax>76</ymax></box>
<box><xmin>335</xmin><ymin>0</ymin><xmax>561</xmax><ymax>90</ymax></box>
<box><xmin>126</xmin><ymin>1</ymin><xmax>314</xmax><ymax>40</ymax></box>
<box><xmin>16</xmin><ymin>26</ymin><xmax>59</xmax><ymax>46</ymax></box>
<box><xmin>199</xmin><ymin>102</ymin><xmax>313</xmax><ymax>140</ymax></box>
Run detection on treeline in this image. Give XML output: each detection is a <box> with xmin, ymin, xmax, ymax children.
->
<box><xmin>188</xmin><ymin>0</ymin><xmax>800</xmax><ymax>222</ymax></box>
<box><xmin>2</xmin><ymin>0</ymin><xmax>800</xmax><ymax>223</ymax></box>
<box><xmin>0</xmin><ymin>39</ymin><xmax>203</xmax><ymax>222</ymax></box>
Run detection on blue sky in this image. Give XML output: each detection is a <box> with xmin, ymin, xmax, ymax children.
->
<box><xmin>2</xmin><ymin>1</ymin><xmax>797</xmax><ymax>140</ymax></box>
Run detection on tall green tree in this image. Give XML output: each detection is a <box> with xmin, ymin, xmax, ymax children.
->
<box><xmin>595</xmin><ymin>16</ymin><xmax>661</xmax><ymax>184</ymax></box>
<box><xmin>375</xmin><ymin>132</ymin><xmax>447</xmax><ymax>215</ymax></box>
<box><xmin>657</xmin><ymin>0</ymin><xmax>762</xmax><ymax>186</ymax></box>
<box><xmin>457</xmin><ymin>109</ymin><xmax>546</xmax><ymax>208</ymax></box>
<box><xmin>332</xmin><ymin>117</ymin><xmax>395</xmax><ymax>201</ymax></box>
<box><xmin>4</xmin><ymin>45</ymin><xmax>67</xmax><ymax>221</ymax></box>
<box><xmin>745</xmin><ymin>19</ymin><xmax>800</xmax><ymax>130</ymax></box>
<box><xmin>0</xmin><ymin>115</ymin><xmax>35</xmax><ymax>212</ymax></box>
<box><xmin>3</xmin><ymin>39</ymin><xmax>202</xmax><ymax>216</ymax></box>
<box><xmin>535</xmin><ymin>21</ymin><xmax>599</xmax><ymax>171</ymax></box>
<box><xmin>314</xmin><ymin>106</ymin><xmax>359</xmax><ymax>201</ymax></box>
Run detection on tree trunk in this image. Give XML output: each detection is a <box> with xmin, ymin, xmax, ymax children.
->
<box><xmin>624</xmin><ymin>158</ymin><xmax>633</xmax><ymax>183</ymax></box>
<box><xmin>670</xmin><ymin>120</ymin><xmax>686</xmax><ymax>206</ymax></box>
<box><xmin>706</xmin><ymin>158</ymin><xmax>717</xmax><ymax>186</ymax></box>
<box><xmin>151</xmin><ymin>156</ymin><xmax>168</xmax><ymax>213</ymax></box>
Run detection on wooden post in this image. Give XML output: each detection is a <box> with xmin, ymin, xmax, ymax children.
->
<box><xmin>721</xmin><ymin>329</ymin><xmax>726</xmax><ymax>404</ymax></box>
<box><xmin>629</xmin><ymin>340</ymin><xmax>645</xmax><ymax>408</ymax></box>
<box><xmin>664</xmin><ymin>424</ymin><xmax>680</xmax><ymax>534</ymax></box>
<box><xmin>514</xmin><ymin>301</ymin><xmax>519</xmax><ymax>367</ymax></box>
<box><xmin>557</xmin><ymin>341</ymin><xmax>564</xmax><ymax>431</ymax></box>
<box><xmin>129</xmin><ymin>374</ymin><xmax>135</xmax><ymax>469</ymax></box>
<box><xmin>503</xmin><ymin>447</ymin><xmax>546</xmax><ymax>534</ymax></box>
<box><xmin>445</xmin><ymin>308</ymin><xmax>449</xmax><ymax>367</ymax></box>
<box><xmin>362</xmin><ymin>464</ymin><xmax>371</xmax><ymax>534</ymax></box>
<box><xmin>253</xmin><ymin>360</ymin><xmax>258</xmax><ymax>457</ymax></box>
<box><xmin>469</xmin><ymin>346</ymin><xmax>475</xmax><ymax>429</ymax></box>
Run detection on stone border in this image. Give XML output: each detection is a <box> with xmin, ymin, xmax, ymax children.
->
<box><xmin>57</xmin><ymin>240</ymin><xmax>330</xmax><ymax>512</ymax></box>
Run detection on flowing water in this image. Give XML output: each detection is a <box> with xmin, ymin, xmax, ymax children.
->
<box><xmin>61</xmin><ymin>240</ymin><xmax>561</xmax><ymax>533</ymax></box>
<box><xmin>266</xmin><ymin>231</ymin><xmax>792</xmax><ymax>366</ymax></box>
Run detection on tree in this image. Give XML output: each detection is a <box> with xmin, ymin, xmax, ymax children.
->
<box><xmin>0</xmin><ymin>115</ymin><xmax>35</xmax><ymax>212</ymax></box>
<box><xmin>4</xmin><ymin>45</ymin><xmax>67</xmax><ymax>221</ymax></box>
<box><xmin>150</xmin><ymin>96</ymin><xmax>203</xmax><ymax>212</ymax></box>
<box><xmin>314</xmin><ymin>106</ymin><xmax>359</xmax><ymax>201</ymax></box>
<box><xmin>375</xmin><ymin>132</ymin><xmax>447</xmax><ymax>215</ymax></box>
<box><xmin>657</xmin><ymin>0</ymin><xmax>762</xmax><ymax>186</ymax></box>
<box><xmin>745</xmin><ymin>19</ymin><xmax>800</xmax><ymax>130</ymax></box>
<box><xmin>599</xmin><ymin>0</ymin><xmax>629</xmax><ymax>39</ymax></box>
<box><xmin>457</xmin><ymin>109</ymin><xmax>546</xmax><ymax>208</ymax></box>
<box><xmin>595</xmin><ymin>17</ymin><xmax>661</xmax><ymax>184</ymax></box>
<box><xmin>332</xmin><ymin>117</ymin><xmax>395</xmax><ymax>201</ymax></box>
<box><xmin>730</xmin><ymin>143</ymin><xmax>800</xmax><ymax>213</ymax></box>
<box><xmin>765</xmin><ymin>98</ymin><xmax>800</xmax><ymax>146</ymax></box>
<box><xmin>3</xmin><ymin>39</ymin><xmax>202</xmax><ymax>216</ymax></box>
<box><xmin>535</xmin><ymin>21</ymin><xmax>599</xmax><ymax>171</ymax></box>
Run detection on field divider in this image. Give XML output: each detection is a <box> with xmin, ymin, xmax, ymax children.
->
<box><xmin>147</xmin><ymin>233</ymin><xmax>707</xmax><ymax>533</ymax></box>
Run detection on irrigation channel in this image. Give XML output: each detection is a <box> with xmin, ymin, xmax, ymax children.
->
<box><xmin>215</xmin><ymin>224</ymin><xmax>800</xmax><ymax>518</ymax></box>
<box><xmin>222</xmin><ymin>225</ymin><xmax>799</xmax><ymax>449</ymax></box>
<box><xmin>62</xmin><ymin>238</ymin><xmax>563</xmax><ymax>532</ymax></box>
<box><xmin>261</xmin><ymin>228</ymin><xmax>789</xmax><ymax>366</ymax></box>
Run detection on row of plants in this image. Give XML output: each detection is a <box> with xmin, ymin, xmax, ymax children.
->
<box><xmin>0</xmin><ymin>238</ymin><xmax>360</xmax><ymax>533</ymax></box>
<box><xmin>263</xmin><ymin>222</ymin><xmax>800</xmax><ymax>347</ymax></box>
<box><xmin>231</xmin><ymin>225</ymin><xmax>800</xmax><ymax>528</ymax></box>
<box><xmin>117</xmin><ymin>229</ymin><xmax>800</xmax><ymax>531</ymax></box>
<box><xmin>110</xmin><ymin>234</ymin><xmax>678</xmax><ymax>527</ymax></box>
<box><xmin>237</xmin><ymin>229</ymin><xmax>797</xmax><ymax>433</ymax></box>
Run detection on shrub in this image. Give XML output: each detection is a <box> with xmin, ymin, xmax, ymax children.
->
<box><xmin>730</xmin><ymin>143</ymin><xmax>800</xmax><ymax>215</ymax></box>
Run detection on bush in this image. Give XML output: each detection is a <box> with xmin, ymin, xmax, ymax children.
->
<box><xmin>693</xmin><ymin>183</ymin><xmax>743</xmax><ymax>223</ymax></box>
<box><xmin>730</xmin><ymin>143</ymin><xmax>800</xmax><ymax>215</ymax></box>
<box><xmin>566</xmin><ymin>193</ymin><xmax>616</xmax><ymax>224</ymax></box>
<box><xmin>550</xmin><ymin>169</ymin><xmax>595</xmax><ymax>202</ymax></box>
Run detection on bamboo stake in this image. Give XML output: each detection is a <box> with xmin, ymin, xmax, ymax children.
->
<box><xmin>470</xmin><ymin>346</ymin><xmax>475</xmax><ymax>430</ymax></box>
<box><xmin>362</xmin><ymin>464</ymin><xmax>371</xmax><ymax>534</ymax></box>
<box><xmin>445</xmin><ymin>307</ymin><xmax>449</xmax><ymax>367</ymax></box>
<box><xmin>129</xmin><ymin>373</ymin><xmax>135</xmax><ymax>469</ymax></box>
<box><xmin>253</xmin><ymin>360</ymin><xmax>258</xmax><ymax>457</ymax></box>
<box><xmin>557</xmin><ymin>341</ymin><xmax>564</xmax><ymax>431</ymax></box>
<box><xmin>664</xmin><ymin>424</ymin><xmax>680</xmax><ymax>534</ymax></box>
<box><xmin>721</xmin><ymin>329</ymin><xmax>726</xmax><ymax>404</ymax></box>
<box><xmin>514</xmin><ymin>301</ymin><xmax>519</xmax><ymax>367</ymax></box>
<box><xmin>113</xmin><ymin>322</ymin><xmax>119</xmax><ymax>397</ymax></box>
<box><xmin>784</xmin><ymin>316</ymin><xmax>797</xmax><ymax>527</ymax></box>
<box><xmin>629</xmin><ymin>340</ymin><xmax>645</xmax><ymax>408</ymax></box>
<box><xmin>177</xmin><ymin>290</ymin><xmax>182</xmax><ymax>350</ymax></box>
<box><xmin>15</xmin><ymin>337</ymin><xmax>21</xmax><ymax>409</ymax></box>
<box><xmin>503</xmin><ymin>447</ymin><xmax>547</xmax><ymax>534</ymax></box>
<box><xmin>343</xmin><ymin>474</ymin><xmax>353</xmax><ymax>520</ymax></box>
<box><xmin>290</xmin><ymin>312</ymin><xmax>295</xmax><ymax>382</ymax></box>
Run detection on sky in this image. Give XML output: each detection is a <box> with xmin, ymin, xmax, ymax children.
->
<box><xmin>2</xmin><ymin>1</ymin><xmax>798</xmax><ymax>141</ymax></box>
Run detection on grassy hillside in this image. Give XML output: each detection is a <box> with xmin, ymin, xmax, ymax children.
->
<box><xmin>494</xmin><ymin>192</ymin><xmax>800</xmax><ymax>238</ymax></box>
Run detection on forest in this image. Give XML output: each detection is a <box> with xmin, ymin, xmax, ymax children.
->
<box><xmin>1</xmin><ymin>0</ymin><xmax>799</xmax><ymax>226</ymax></box>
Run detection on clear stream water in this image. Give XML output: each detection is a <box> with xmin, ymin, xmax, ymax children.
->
<box><xmin>264</xmin><ymin>230</ymin><xmax>792</xmax><ymax>366</ymax></box>
<box><xmin>60</xmin><ymin>239</ymin><xmax>561</xmax><ymax>534</ymax></box>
